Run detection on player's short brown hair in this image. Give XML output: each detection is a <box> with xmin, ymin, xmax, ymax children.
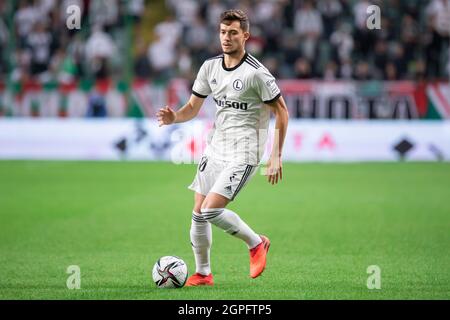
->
<box><xmin>220</xmin><ymin>9</ymin><xmax>249</xmax><ymax>32</ymax></box>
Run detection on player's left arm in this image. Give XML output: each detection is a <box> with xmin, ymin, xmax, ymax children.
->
<box><xmin>265</xmin><ymin>95</ymin><xmax>289</xmax><ymax>185</ymax></box>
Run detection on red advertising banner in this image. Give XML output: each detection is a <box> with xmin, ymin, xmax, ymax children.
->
<box><xmin>0</xmin><ymin>79</ymin><xmax>448</xmax><ymax>120</ymax></box>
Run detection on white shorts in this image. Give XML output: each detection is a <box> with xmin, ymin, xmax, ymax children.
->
<box><xmin>188</xmin><ymin>155</ymin><xmax>258</xmax><ymax>201</ymax></box>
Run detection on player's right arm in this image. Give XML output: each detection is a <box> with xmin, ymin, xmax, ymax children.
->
<box><xmin>157</xmin><ymin>61</ymin><xmax>211</xmax><ymax>127</ymax></box>
<box><xmin>156</xmin><ymin>94</ymin><xmax>205</xmax><ymax>127</ymax></box>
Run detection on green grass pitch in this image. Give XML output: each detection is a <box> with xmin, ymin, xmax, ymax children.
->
<box><xmin>0</xmin><ymin>161</ymin><xmax>449</xmax><ymax>300</ymax></box>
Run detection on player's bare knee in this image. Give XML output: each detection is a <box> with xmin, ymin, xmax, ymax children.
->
<box><xmin>193</xmin><ymin>201</ymin><xmax>203</xmax><ymax>214</ymax></box>
<box><xmin>201</xmin><ymin>193</ymin><xmax>230</xmax><ymax>211</ymax></box>
<box><xmin>193</xmin><ymin>205</ymin><xmax>202</xmax><ymax>214</ymax></box>
<box><xmin>193</xmin><ymin>193</ymin><xmax>205</xmax><ymax>214</ymax></box>
<box><xmin>200</xmin><ymin>199</ymin><xmax>217</xmax><ymax>212</ymax></box>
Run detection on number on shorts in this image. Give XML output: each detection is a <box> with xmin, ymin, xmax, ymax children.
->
<box><xmin>199</xmin><ymin>156</ymin><xmax>208</xmax><ymax>172</ymax></box>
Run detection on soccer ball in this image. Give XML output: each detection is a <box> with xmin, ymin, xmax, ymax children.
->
<box><xmin>152</xmin><ymin>256</ymin><xmax>188</xmax><ymax>288</ymax></box>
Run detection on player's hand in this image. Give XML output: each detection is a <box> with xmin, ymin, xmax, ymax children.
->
<box><xmin>265</xmin><ymin>155</ymin><xmax>283</xmax><ymax>185</ymax></box>
<box><xmin>156</xmin><ymin>106</ymin><xmax>176</xmax><ymax>127</ymax></box>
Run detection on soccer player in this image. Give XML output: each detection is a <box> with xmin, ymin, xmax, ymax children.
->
<box><xmin>156</xmin><ymin>9</ymin><xmax>289</xmax><ymax>286</ymax></box>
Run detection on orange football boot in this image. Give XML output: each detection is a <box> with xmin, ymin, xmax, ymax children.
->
<box><xmin>249</xmin><ymin>235</ymin><xmax>271</xmax><ymax>278</ymax></box>
<box><xmin>185</xmin><ymin>273</ymin><xmax>214</xmax><ymax>287</ymax></box>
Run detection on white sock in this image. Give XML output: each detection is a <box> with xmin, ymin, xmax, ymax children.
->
<box><xmin>201</xmin><ymin>208</ymin><xmax>262</xmax><ymax>249</ymax></box>
<box><xmin>190</xmin><ymin>211</ymin><xmax>212</xmax><ymax>276</ymax></box>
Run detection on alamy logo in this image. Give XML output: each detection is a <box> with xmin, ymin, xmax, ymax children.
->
<box><xmin>233</xmin><ymin>79</ymin><xmax>244</xmax><ymax>91</ymax></box>
<box><xmin>366</xmin><ymin>5</ymin><xmax>381</xmax><ymax>30</ymax></box>
<box><xmin>367</xmin><ymin>265</ymin><xmax>381</xmax><ymax>289</ymax></box>
<box><xmin>66</xmin><ymin>265</ymin><xmax>81</xmax><ymax>289</ymax></box>
<box><xmin>66</xmin><ymin>5</ymin><xmax>81</xmax><ymax>30</ymax></box>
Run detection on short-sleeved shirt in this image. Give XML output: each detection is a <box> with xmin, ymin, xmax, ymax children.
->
<box><xmin>192</xmin><ymin>52</ymin><xmax>281</xmax><ymax>165</ymax></box>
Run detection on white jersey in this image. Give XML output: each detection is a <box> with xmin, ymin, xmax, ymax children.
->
<box><xmin>192</xmin><ymin>52</ymin><xmax>281</xmax><ymax>165</ymax></box>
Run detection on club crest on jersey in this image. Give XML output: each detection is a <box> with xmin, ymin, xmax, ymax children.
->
<box><xmin>233</xmin><ymin>79</ymin><xmax>244</xmax><ymax>91</ymax></box>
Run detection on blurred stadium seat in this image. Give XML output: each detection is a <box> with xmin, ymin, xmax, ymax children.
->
<box><xmin>0</xmin><ymin>0</ymin><xmax>449</xmax><ymax>119</ymax></box>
